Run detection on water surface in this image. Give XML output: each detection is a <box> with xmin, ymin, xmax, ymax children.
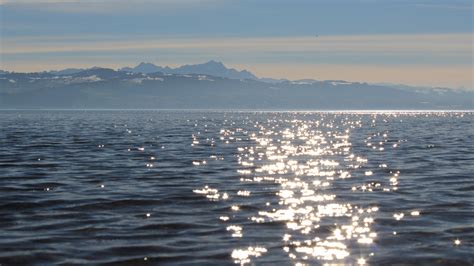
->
<box><xmin>0</xmin><ymin>110</ymin><xmax>472</xmax><ymax>265</ymax></box>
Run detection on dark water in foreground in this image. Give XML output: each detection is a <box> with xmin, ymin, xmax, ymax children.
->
<box><xmin>0</xmin><ymin>110</ymin><xmax>472</xmax><ymax>265</ymax></box>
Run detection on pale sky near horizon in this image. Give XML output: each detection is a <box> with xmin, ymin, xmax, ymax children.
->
<box><xmin>0</xmin><ymin>0</ymin><xmax>473</xmax><ymax>89</ymax></box>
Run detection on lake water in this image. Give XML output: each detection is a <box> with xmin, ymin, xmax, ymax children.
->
<box><xmin>0</xmin><ymin>110</ymin><xmax>472</xmax><ymax>265</ymax></box>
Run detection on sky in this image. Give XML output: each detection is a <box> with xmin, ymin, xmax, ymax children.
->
<box><xmin>0</xmin><ymin>0</ymin><xmax>473</xmax><ymax>89</ymax></box>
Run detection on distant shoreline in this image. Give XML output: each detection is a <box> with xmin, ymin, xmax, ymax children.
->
<box><xmin>1</xmin><ymin>109</ymin><xmax>473</xmax><ymax>113</ymax></box>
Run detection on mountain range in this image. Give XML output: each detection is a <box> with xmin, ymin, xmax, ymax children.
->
<box><xmin>1</xmin><ymin>61</ymin><xmax>472</xmax><ymax>109</ymax></box>
<box><xmin>119</xmin><ymin>60</ymin><xmax>257</xmax><ymax>80</ymax></box>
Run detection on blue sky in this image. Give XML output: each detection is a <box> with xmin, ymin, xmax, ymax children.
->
<box><xmin>0</xmin><ymin>0</ymin><xmax>472</xmax><ymax>88</ymax></box>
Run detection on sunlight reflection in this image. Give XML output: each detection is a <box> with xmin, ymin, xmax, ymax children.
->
<box><xmin>228</xmin><ymin>116</ymin><xmax>383</xmax><ymax>264</ymax></box>
<box><xmin>190</xmin><ymin>113</ymin><xmax>432</xmax><ymax>264</ymax></box>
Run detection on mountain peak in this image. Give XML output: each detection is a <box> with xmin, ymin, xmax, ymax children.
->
<box><xmin>120</xmin><ymin>62</ymin><xmax>163</xmax><ymax>74</ymax></box>
<box><xmin>203</xmin><ymin>60</ymin><xmax>225</xmax><ymax>67</ymax></box>
<box><xmin>137</xmin><ymin>62</ymin><xmax>157</xmax><ymax>67</ymax></box>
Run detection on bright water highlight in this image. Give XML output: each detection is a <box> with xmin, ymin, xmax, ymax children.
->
<box><xmin>0</xmin><ymin>111</ymin><xmax>472</xmax><ymax>265</ymax></box>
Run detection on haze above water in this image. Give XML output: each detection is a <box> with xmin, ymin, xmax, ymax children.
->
<box><xmin>0</xmin><ymin>110</ymin><xmax>472</xmax><ymax>265</ymax></box>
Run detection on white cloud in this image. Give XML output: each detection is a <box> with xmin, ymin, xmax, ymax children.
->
<box><xmin>2</xmin><ymin>34</ymin><xmax>472</xmax><ymax>56</ymax></box>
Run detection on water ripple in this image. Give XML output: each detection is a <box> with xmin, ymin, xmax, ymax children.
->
<box><xmin>0</xmin><ymin>110</ymin><xmax>472</xmax><ymax>265</ymax></box>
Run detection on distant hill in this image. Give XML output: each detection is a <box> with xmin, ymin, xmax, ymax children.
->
<box><xmin>119</xmin><ymin>60</ymin><xmax>257</xmax><ymax>80</ymax></box>
<box><xmin>1</xmin><ymin>68</ymin><xmax>472</xmax><ymax>109</ymax></box>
